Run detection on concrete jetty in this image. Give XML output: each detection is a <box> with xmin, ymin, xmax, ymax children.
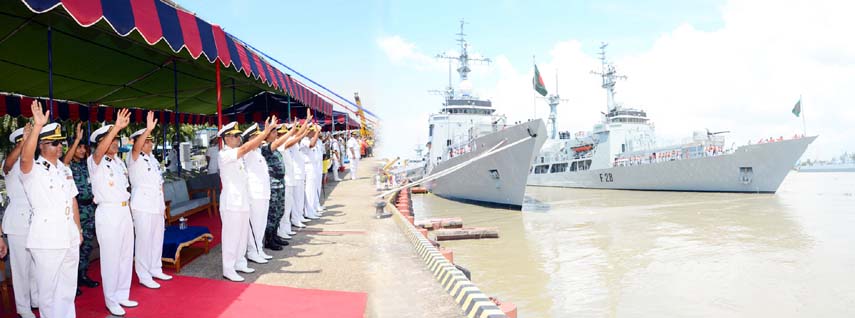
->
<box><xmin>178</xmin><ymin>158</ymin><xmax>464</xmax><ymax>318</ymax></box>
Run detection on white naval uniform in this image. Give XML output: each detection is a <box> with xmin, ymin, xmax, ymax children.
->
<box><xmin>22</xmin><ymin>157</ymin><xmax>80</xmax><ymax>318</ymax></box>
<box><xmin>238</xmin><ymin>147</ymin><xmax>270</xmax><ymax>265</ymax></box>
<box><xmin>3</xmin><ymin>160</ymin><xmax>38</xmax><ymax>317</ymax></box>
<box><xmin>313</xmin><ymin>140</ymin><xmax>324</xmax><ymax>210</ymax></box>
<box><xmin>330</xmin><ymin>139</ymin><xmax>341</xmax><ymax>181</ymax></box>
<box><xmin>301</xmin><ymin>138</ymin><xmax>320</xmax><ymax>219</ymax></box>
<box><xmin>88</xmin><ymin>154</ymin><xmax>134</xmax><ymax>309</ymax></box>
<box><xmin>346</xmin><ymin>137</ymin><xmax>360</xmax><ymax>180</ymax></box>
<box><xmin>218</xmin><ymin>146</ymin><xmax>251</xmax><ymax>276</ymax></box>
<box><xmin>287</xmin><ymin>142</ymin><xmax>307</xmax><ymax>225</ymax></box>
<box><xmin>276</xmin><ymin>144</ymin><xmax>294</xmax><ymax>237</ymax></box>
<box><xmin>127</xmin><ymin>152</ymin><xmax>166</xmax><ymax>284</ymax></box>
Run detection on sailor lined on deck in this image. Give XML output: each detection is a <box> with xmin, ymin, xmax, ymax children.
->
<box><xmin>217</xmin><ymin>117</ymin><xmax>277</xmax><ymax>282</ymax></box>
<box><xmin>89</xmin><ymin>109</ymin><xmax>139</xmax><ymax>317</ymax></box>
<box><xmin>62</xmin><ymin>122</ymin><xmax>101</xmax><ymax>297</ymax></box>
<box><xmin>19</xmin><ymin>101</ymin><xmax>82</xmax><ymax>318</ymax></box>
<box><xmin>237</xmin><ymin>123</ymin><xmax>276</xmax><ymax>267</ymax></box>
<box><xmin>270</xmin><ymin>122</ymin><xmax>310</xmax><ymax>242</ymax></box>
<box><xmin>3</xmin><ymin>124</ymin><xmax>40</xmax><ymax>318</ymax></box>
<box><xmin>127</xmin><ymin>111</ymin><xmax>173</xmax><ymax>290</ymax></box>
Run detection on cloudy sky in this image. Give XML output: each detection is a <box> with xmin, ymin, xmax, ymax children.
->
<box><xmin>182</xmin><ymin>0</ymin><xmax>853</xmax><ymax>160</ymax></box>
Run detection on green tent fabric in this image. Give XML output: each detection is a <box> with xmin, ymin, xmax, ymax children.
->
<box><xmin>0</xmin><ymin>1</ymin><xmax>289</xmax><ymax>115</ymax></box>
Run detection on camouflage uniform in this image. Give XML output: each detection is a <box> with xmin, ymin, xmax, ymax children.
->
<box><xmin>261</xmin><ymin>144</ymin><xmax>286</xmax><ymax>233</ymax></box>
<box><xmin>70</xmin><ymin>159</ymin><xmax>96</xmax><ymax>278</ymax></box>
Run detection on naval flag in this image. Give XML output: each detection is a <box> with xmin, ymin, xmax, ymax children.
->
<box><xmin>792</xmin><ymin>98</ymin><xmax>801</xmax><ymax>117</ymax></box>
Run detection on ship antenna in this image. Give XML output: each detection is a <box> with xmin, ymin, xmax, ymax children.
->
<box><xmin>590</xmin><ymin>42</ymin><xmax>626</xmax><ymax>113</ymax></box>
<box><xmin>547</xmin><ymin>69</ymin><xmax>569</xmax><ymax>139</ymax></box>
<box><xmin>436</xmin><ymin>19</ymin><xmax>491</xmax><ymax>99</ymax></box>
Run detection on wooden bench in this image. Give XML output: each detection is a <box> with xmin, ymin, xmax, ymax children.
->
<box><xmin>163</xmin><ymin>179</ymin><xmax>214</xmax><ymax>225</ymax></box>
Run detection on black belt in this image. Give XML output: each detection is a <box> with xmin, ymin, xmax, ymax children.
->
<box><xmin>78</xmin><ymin>198</ymin><xmax>95</xmax><ymax>206</ymax></box>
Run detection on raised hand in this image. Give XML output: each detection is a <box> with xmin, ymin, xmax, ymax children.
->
<box><xmin>306</xmin><ymin>109</ymin><xmax>313</xmax><ymax>121</ymax></box>
<box><xmin>31</xmin><ymin>100</ymin><xmax>48</xmax><ymax>126</ymax></box>
<box><xmin>23</xmin><ymin>122</ymin><xmax>33</xmax><ymax>137</ymax></box>
<box><xmin>146</xmin><ymin>110</ymin><xmax>157</xmax><ymax>130</ymax></box>
<box><xmin>115</xmin><ymin>108</ymin><xmax>131</xmax><ymax>129</ymax></box>
<box><xmin>74</xmin><ymin>122</ymin><xmax>83</xmax><ymax>141</ymax></box>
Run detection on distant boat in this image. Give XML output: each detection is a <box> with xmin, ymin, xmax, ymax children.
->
<box><xmin>797</xmin><ymin>163</ymin><xmax>855</xmax><ymax>173</ymax></box>
<box><xmin>527</xmin><ymin>44</ymin><xmax>815</xmax><ymax>193</ymax></box>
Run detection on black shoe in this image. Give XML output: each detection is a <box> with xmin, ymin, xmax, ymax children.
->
<box><xmin>76</xmin><ymin>288</ymin><xmax>82</xmax><ymax>297</ymax></box>
<box><xmin>264</xmin><ymin>234</ymin><xmax>284</xmax><ymax>251</ymax></box>
<box><xmin>79</xmin><ymin>275</ymin><xmax>100</xmax><ymax>288</ymax></box>
<box><xmin>273</xmin><ymin>236</ymin><xmax>290</xmax><ymax>246</ymax></box>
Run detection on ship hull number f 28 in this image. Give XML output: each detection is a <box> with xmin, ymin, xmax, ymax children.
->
<box><xmin>599</xmin><ymin>173</ymin><xmax>614</xmax><ymax>183</ymax></box>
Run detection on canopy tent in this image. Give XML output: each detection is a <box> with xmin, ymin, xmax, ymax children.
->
<box><xmin>329</xmin><ymin>110</ymin><xmax>359</xmax><ymax>131</ymax></box>
<box><xmin>220</xmin><ymin>91</ymin><xmax>321</xmax><ymax>124</ymax></box>
<box><xmin>0</xmin><ymin>0</ymin><xmax>333</xmax><ymax>117</ymax></box>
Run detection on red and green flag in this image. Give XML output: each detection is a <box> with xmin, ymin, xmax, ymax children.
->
<box><xmin>533</xmin><ymin>64</ymin><xmax>548</xmax><ymax>97</ymax></box>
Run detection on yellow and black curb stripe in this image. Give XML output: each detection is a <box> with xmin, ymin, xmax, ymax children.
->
<box><xmin>389</xmin><ymin>193</ymin><xmax>506</xmax><ymax>318</ymax></box>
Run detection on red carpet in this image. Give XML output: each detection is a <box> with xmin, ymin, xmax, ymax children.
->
<box><xmin>1</xmin><ymin>212</ymin><xmax>367</xmax><ymax>318</ymax></box>
<box><xmin>72</xmin><ymin>272</ymin><xmax>366</xmax><ymax>318</ymax></box>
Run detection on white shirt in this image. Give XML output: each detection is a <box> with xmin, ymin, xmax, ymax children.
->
<box><xmin>22</xmin><ymin>157</ymin><xmax>80</xmax><ymax>249</ymax></box>
<box><xmin>290</xmin><ymin>140</ymin><xmax>306</xmax><ymax>180</ymax></box>
<box><xmin>127</xmin><ymin>152</ymin><xmax>166</xmax><ymax>214</ymax></box>
<box><xmin>244</xmin><ymin>148</ymin><xmax>271</xmax><ymax>200</ymax></box>
<box><xmin>277</xmin><ymin>144</ymin><xmax>296</xmax><ymax>186</ymax></box>
<box><xmin>88</xmin><ymin>154</ymin><xmax>131</xmax><ymax>204</ymax></box>
<box><xmin>206</xmin><ymin>145</ymin><xmax>219</xmax><ymax>174</ymax></box>
<box><xmin>2</xmin><ymin>160</ymin><xmax>32</xmax><ymax>235</ymax></box>
<box><xmin>347</xmin><ymin>137</ymin><xmax>361</xmax><ymax>160</ymax></box>
<box><xmin>218</xmin><ymin>146</ymin><xmax>249</xmax><ymax>212</ymax></box>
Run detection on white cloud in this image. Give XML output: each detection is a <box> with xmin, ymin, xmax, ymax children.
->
<box><xmin>377</xmin><ymin>36</ymin><xmax>444</xmax><ymax>71</ymax></box>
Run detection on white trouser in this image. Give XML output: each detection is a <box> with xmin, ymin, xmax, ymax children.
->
<box><xmin>132</xmin><ymin>209</ymin><xmax>165</xmax><ymax>283</ymax></box>
<box><xmin>315</xmin><ymin>168</ymin><xmax>323</xmax><ymax>208</ymax></box>
<box><xmin>221</xmin><ymin>210</ymin><xmax>250</xmax><ymax>275</ymax></box>
<box><xmin>350</xmin><ymin>158</ymin><xmax>359</xmax><ymax>180</ymax></box>
<box><xmin>31</xmin><ymin>247</ymin><xmax>78</xmax><ymax>318</ymax></box>
<box><xmin>243</xmin><ymin>199</ymin><xmax>269</xmax><ymax>262</ymax></box>
<box><xmin>8</xmin><ymin>234</ymin><xmax>38</xmax><ymax>316</ymax></box>
<box><xmin>96</xmin><ymin>205</ymin><xmax>134</xmax><ymax>308</ymax></box>
<box><xmin>289</xmin><ymin>182</ymin><xmax>305</xmax><ymax>224</ymax></box>
<box><xmin>332</xmin><ymin>160</ymin><xmax>341</xmax><ymax>180</ymax></box>
<box><xmin>305</xmin><ymin>178</ymin><xmax>320</xmax><ymax>218</ymax></box>
<box><xmin>277</xmin><ymin>186</ymin><xmax>294</xmax><ymax>237</ymax></box>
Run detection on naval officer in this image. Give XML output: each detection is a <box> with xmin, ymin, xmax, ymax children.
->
<box><xmin>303</xmin><ymin>125</ymin><xmax>322</xmax><ymax>219</ymax></box>
<box><xmin>62</xmin><ymin>122</ymin><xmax>100</xmax><ymax>296</ymax></box>
<box><xmin>263</xmin><ymin>123</ymin><xmax>302</xmax><ymax>247</ymax></box>
<box><xmin>127</xmin><ymin>111</ymin><xmax>173</xmax><ymax>289</ymax></box>
<box><xmin>3</xmin><ymin>124</ymin><xmax>39</xmax><ymax>318</ymax></box>
<box><xmin>19</xmin><ymin>101</ymin><xmax>81</xmax><ymax>318</ymax></box>
<box><xmin>237</xmin><ymin>123</ymin><xmax>274</xmax><ymax>265</ymax></box>
<box><xmin>218</xmin><ymin>117</ymin><xmax>277</xmax><ymax>282</ymax></box>
<box><xmin>346</xmin><ymin>132</ymin><xmax>361</xmax><ymax>180</ymax></box>
<box><xmin>276</xmin><ymin>119</ymin><xmax>312</xmax><ymax>239</ymax></box>
<box><xmin>89</xmin><ymin>109</ymin><xmax>138</xmax><ymax>316</ymax></box>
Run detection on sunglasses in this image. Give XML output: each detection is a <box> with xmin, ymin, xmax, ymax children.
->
<box><xmin>40</xmin><ymin>140</ymin><xmax>64</xmax><ymax>147</ymax></box>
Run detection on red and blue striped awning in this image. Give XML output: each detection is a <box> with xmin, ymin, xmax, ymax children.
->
<box><xmin>15</xmin><ymin>0</ymin><xmax>332</xmax><ymax>116</ymax></box>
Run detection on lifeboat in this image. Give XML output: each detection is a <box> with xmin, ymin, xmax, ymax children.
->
<box><xmin>571</xmin><ymin>144</ymin><xmax>593</xmax><ymax>152</ymax></box>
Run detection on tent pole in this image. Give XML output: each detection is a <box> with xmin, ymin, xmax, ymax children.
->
<box><xmin>217</xmin><ymin>61</ymin><xmax>223</xmax><ymax>137</ymax></box>
<box><xmin>47</xmin><ymin>25</ymin><xmax>54</xmax><ymax>120</ymax></box>
<box><xmin>287</xmin><ymin>95</ymin><xmax>291</xmax><ymax>123</ymax></box>
<box><xmin>174</xmin><ymin>61</ymin><xmax>181</xmax><ymax>174</ymax></box>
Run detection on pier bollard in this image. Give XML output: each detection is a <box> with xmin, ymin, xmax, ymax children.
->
<box><xmin>439</xmin><ymin>246</ymin><xmax>454</xmax><ymax>263</ymax></box>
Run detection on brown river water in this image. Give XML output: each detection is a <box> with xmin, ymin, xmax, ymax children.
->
<box><xmin>413</xmin><ymin>172</ymin><xmax>855</xmax><ymax>317</ymax></box>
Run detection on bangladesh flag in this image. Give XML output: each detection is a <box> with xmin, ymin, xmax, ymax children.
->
<box><xmin>792</xmin><ymin>99</ymin><xmax>801</xmax><ymax>117</ymax></box>
<box><xmin>533</xmin><ymin>64</ymin><xmax>548</xmax><ymax>97</ymax></box>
